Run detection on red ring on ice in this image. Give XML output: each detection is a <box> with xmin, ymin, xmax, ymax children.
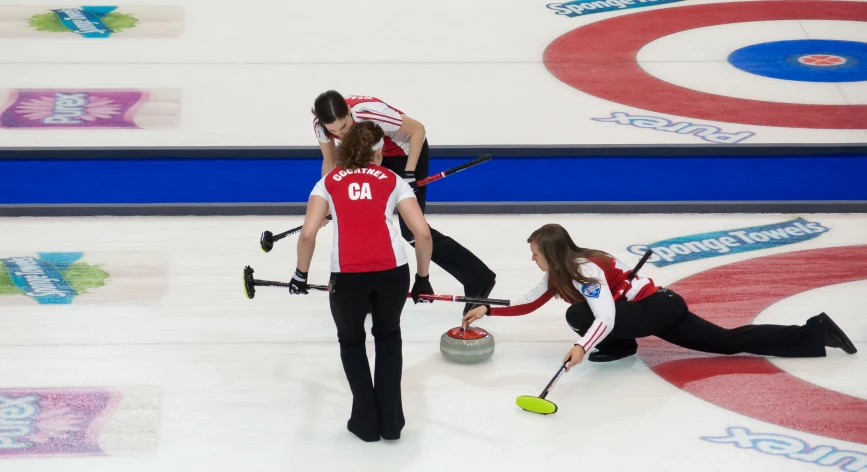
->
<box><xmin>638</xmin><ymin>245</ymin><xmax>867</xmax><ymax>445</ymax></box>
<box><xmin>543</xmin><ymin>1</ymin><xmax>867</xmax><ymax>129</ymax></box>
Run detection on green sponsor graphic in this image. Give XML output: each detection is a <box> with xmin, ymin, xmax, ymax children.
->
<box><xmin>0</xmin><ymin>253</ymin><xmax>109</xmax><ymax>304</ymax></box>
<box><xmin>28</xmin><ymin>10</ymin><xmax>139</xmax><ymax>34</ymax></box>
<box><xmin>0</xmin><ymin>264</ymin><xmax>24</xmax><ymax>296</ymax></box>
<box><xmin>63</xmin><ymin>262</ymin><xmax>110</xmax><ymax>295</ymax></box>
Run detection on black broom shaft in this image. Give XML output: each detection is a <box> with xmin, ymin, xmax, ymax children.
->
<box><xmin>251</xmin><ymin>279</ymin><xmax>510</xmax><ymax>305</ymax></box>
<box><xmin>272</xmin><ymin>215</ymin><xmax>334</xmax><ymax>242</ymax></box>
<box><xmin>446</xmin><ymin>154</ymin><xmax>491</xmax><ymax>175</ymax></box>
<box><xmin>269</xmin><ymin>154</ymin><xmax>490</xmax><ymax>243</ymax></box>
<box><xmin>252</xmin><ymin>279</ymin><xmax>328</xmax><ymax>291</ymax></box>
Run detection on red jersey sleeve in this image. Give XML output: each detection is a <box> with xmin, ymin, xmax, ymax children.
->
<box><xmin>488</xmin><ymin>274</ymin><xmax>553</xmax><ymax>317</ymax></box>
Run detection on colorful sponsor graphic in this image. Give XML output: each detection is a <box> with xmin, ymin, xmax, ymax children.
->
<box><xmin>593</xmin><ymin>112</ymin><xmax>755</xmax><ymax>144</ymax></box>
<box><xmin>0</xmin><ymin>5</ymin><xmax>184</xmax><ymax>38</ymax></box>
<box><xmin>0</xmin><ymin>252</ymin><xmax>108</xmax><ymax>304</ymax></box>
<box><xmin>627</xmin><ymin>218</ymin><xmax>829</xmax><ymax>267</ymax></box>
<box><xmin>31</xmin><ymin>6</ymin><xmax>134</xmax><ymax>37</ymax></box>
<box><xmin>547</xmin><ymin>0</ymin><xmax>685</xmax><ymax>17</ymax></box>
<box><xmin>0</xmin><ymin>387</ymin><xmax>160</xmax><ymax>458</ymax></box>
<box><xmin>702</xmin><ymin>427</ymin><xmax>867</xmax><ymax>471</ymax></box>
<box><xmin>0</xmin><ymin>88</ymin><xmax>181</xmax><ymax>129</ymax></box>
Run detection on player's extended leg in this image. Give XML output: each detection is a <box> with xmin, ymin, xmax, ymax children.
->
<box><xmin>655</xmin><ymin>290</ymin><xmax>851</xmax><ymax>357</ymax></box>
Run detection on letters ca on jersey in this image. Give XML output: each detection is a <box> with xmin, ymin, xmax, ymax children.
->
<box><xmin>309</xmin><ymin>165</ymin><xmax>416</xmax><ymax>273</ymax></box>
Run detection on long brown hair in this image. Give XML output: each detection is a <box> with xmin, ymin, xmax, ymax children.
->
<box><xmin>527</xmin><ymin>224</ymin><xmax>612</xmax><ymax>304</ymax></box>
<box><xmin>337</xmin><ymin>121</ymin><xmax>384</xmax><ymax>171</ymax></box>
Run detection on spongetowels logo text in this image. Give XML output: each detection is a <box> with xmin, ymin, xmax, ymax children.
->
<box><xmin>52</xmin><ymin>8</ymin><xmax>111</xmax><ymax>37</ymax></box>
<box><xmin>626</xmin><ymin>218</ymin><xmax>828</xmax><ymax>267</ymax></box>
<box><xmin>593</xmin><ymin>112</ymin><xmax>754</xmax><ymax>144</ymax></box>
<box><xmin>547</xmin><ymin>0</ymin><xmax>686</xmax><ymax>18</ymax></box>
<box><xmin>702</xmin><ymin>427</ymin><xmax>867</xmax><ymax>472</ymax></box>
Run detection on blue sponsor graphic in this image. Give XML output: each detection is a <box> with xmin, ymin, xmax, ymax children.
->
<box><xmin>50</xmin><ymin>6</ymin><xmax>118</xmax><ymax>38</ymax></box>
<box><xmin>593</xmin><ymin>112</ymin><xmax>755</xmax><ymax>144</ymax></box>
<box><xmin>1</xmin><ymin>253</ymin><xmax>84</xmax><ymax>304</ymax></box>
<box><xmin>547</xmin><ymin>0</ymin><xmax>685</xmax><ymax>17</ymax></box>
<box><xmin>581</xmin><ymin>284</ymin><xmax>600</xmax><ymax>298</ymax></box>
<box><xmin>627</xmin><ymin>218</ymin><xmax>829</xmax><ymax>267</ymax></box>
<box><xmin>728</xmin><ymin>40</ymin><xmax>867</xmax><ymax>83</ymax></box>
<box><xmin>702</xmin><ymin>427</ymin><xmax>867</xmax><ymax>471</ymax></box>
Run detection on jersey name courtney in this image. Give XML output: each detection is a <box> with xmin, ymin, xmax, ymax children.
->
<box><xmin>332</xmin><ymin>168</ymin><xmax>390</xmax><ymax>181</ymax></box>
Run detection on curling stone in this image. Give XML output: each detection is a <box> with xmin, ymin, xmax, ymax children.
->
<box><xmin>440</xmin><ymin>327</ymin><xmax>494</xmax><ymax>364</ymax></box>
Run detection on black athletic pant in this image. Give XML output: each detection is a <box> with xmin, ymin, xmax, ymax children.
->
<box><xmin>381</xmin><ymin>140</ymin><xmax>496</xmax><ymax>302</ymax></box>
<box><xmin>328</xmin><ymin>264</ymin><xmax>410</xmax><ymax>440</ymax></box>
<box><xmin>565</xmin><ymin>288</ymin><xmax>827</xmax><ymax>358</ymax></box>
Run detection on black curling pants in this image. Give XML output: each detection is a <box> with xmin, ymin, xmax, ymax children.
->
<box><xmin>329</xmin><ymin>264</ymin><xmax>410</xmax><ymax>440</ymax></box>
<box><xmin>565</xmin><ymin>288</ymin><xmax>827</xmax><ymax>358</ymax></box>
<box><xmin>381</xmin><ymin>140</ymin><xmax>497</xmax><ymax>307</ymax></box>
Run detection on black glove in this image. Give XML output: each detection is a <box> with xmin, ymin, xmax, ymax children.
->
<box><xmin>289</xmin><ymin>268</ymin><xmax>309</xmax><ymax>295</ymax></box>
<box><xmin>403</xmin><ymin>169</ymin><xmax>418</xmax><ymax>191</ymax></box>
<box><xmin>411</xmin><ymin>274</ymin><xmax>434</xmax><ymax>304</ymax></box>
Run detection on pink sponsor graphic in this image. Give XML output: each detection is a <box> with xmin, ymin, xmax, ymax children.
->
<box><xmin>0</xmin><ymin>88</ymin><xmax>180</xmax><ymax>129</ymax></box>
<box><xmin>0</xmin><ymin>387</ymin><xmax>159</xmax><ymax>458</ymax></box>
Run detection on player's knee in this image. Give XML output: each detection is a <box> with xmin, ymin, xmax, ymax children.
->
<box><xmin>565</xmin><ymin>303</ymin><xmax>594</xmax><ymax>335</ymax></box>
<box><xmin>336</xmin><ymin>326</ymin><xmax>366</xmax><ymax>346</ymax></box>
<box><xmin>371</xmin><ymin>319</ymin><xmax>401</xmax><ymax>339</ymax></box>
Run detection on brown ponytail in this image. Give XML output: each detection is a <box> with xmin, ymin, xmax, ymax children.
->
<box><xmin>527</xmin><ymin>224</ymin><xmax>613</xmax><ymax>304</ymax></box>
<box><xmin>337</xmin><ymin>121</ymin><xmax>385</xmax><ymax>171</ymax></box>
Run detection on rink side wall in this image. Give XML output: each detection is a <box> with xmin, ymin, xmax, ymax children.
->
<box><xmin>1</xmin><ymin>145</ymin><xmax>866</xmax><ymax>215</ymax></box>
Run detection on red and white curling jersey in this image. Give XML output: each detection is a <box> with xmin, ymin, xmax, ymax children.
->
<box><xmin>488</xmin><ymin>256</ymin><xmax>659</xmax><ymax>352</ymax></box>
<box><xmin>310</xmin><ymin>164</ymin><xmax>416</xmax><ymax>273</ymax></box>
<box><xmin>313</xmin><ymin>95</ymin><xmax>412</xmax><ymax>157</ymax></box>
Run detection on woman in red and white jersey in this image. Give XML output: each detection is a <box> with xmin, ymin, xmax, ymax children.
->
<box><xmin>291</xmin><ymin>121</ymin><xmax>434</xmax><ymax>443</ymax></box>
<box><xmin>462</xmin><ymin>224</ymin><xmax>857</xmax><ymax>371</ymax></box>
<box><xmin>311</xmin><ymin>90</ymin><xmax>497</xmax><ymax>316</ymax></box>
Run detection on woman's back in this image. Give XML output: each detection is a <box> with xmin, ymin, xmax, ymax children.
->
<box><xmin>580</xmin><ymin>255</ymin><xmax>659</xmax><ymax>302</ymax></box>
<box><xmin>311</xmin><ymin>164</ymin><xmax>415</xmax><ymax>273</ymax></box>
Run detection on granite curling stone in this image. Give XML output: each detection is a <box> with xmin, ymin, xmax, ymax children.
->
<box><xmin>440</xmin><ymin>327</ymin><xmax>494</xmax><ymax>364</ymax></box>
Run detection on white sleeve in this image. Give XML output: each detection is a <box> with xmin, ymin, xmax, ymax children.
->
<box><xmin>394</xmin><ymin>177</ymin><xmax>416</xmax><ymax>203</ymax></box>
<box><xmin>488</xmin><ymin>274</ymin><xmax>553</xmax><ymax>317</ymax></box>
<box><xmin>573</xmin><ymin>261</ymin><xmax>616</xmax><ymax>352</ymax></box>
<box><xmin>313</xmin><ymin>118</ymin><xmax>331</xmax><ymax>143</ymax></box>
<box><xmin>353</xmin><ymin>102</ymin><xmax>403</xmax><ymax>134</ymax></box>
<box><xmin>310</xmin><ymin>177</ymin><xmax>328</xmax><ymax>199</ymax></box>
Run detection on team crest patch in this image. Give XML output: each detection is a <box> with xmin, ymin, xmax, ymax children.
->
<box><xmin>581</xmin><ymin>284</ymin><xmax>600</xmax><ymax>298</ymax></box>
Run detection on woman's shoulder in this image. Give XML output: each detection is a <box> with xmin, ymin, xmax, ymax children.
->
<box><xmin>574</xmin><ymin>256</ymin><xmax>609</xmax><ymax>274</ymax></box>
